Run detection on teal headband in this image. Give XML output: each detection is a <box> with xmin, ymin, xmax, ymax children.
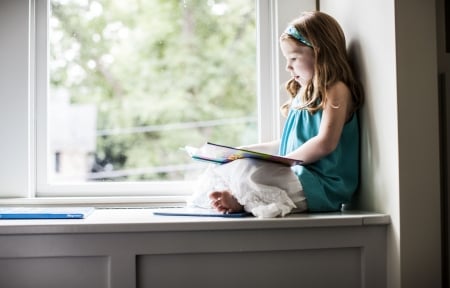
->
<box><xmin>284</xmin><ymin>26</ymin><xmax>313</xmax><ymax>48</ymax></box>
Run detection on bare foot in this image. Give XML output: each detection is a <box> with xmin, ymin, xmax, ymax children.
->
<box><xmin>209</xmin><ymin>191</ymin><xmax>244</xmax><ymax>214</ymax></box>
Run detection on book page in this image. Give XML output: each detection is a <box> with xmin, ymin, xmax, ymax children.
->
<box><xmin>185</xmin><ymin>142</ymin><xmax>303</xmax><ymax>166</ymax></box>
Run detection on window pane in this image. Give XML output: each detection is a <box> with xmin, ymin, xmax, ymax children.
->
<box><xmin>48</xmin><ymin>0</ymin><xmax>257</xmax><ymax>183</ymax></box>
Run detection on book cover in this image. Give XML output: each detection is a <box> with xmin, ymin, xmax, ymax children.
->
<box><xmin>0</xmin><ymin>207</ymin><xmax>95</xmax><ymax>219</ymax></box>
<box><xmin>184</xmin><ymin>142</ymin><xmax>303</xmax><ymax>166</ymax></box>
<box><xmin>153</xmin><ymin>207</ymin><xmax>252</xmax><ymax>218</ymax></box>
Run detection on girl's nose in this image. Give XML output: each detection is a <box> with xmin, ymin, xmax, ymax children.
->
<box><xmin>285</xmin><ymin>63</ymin><xmax>292</xmax><ymax>71</ymax></box>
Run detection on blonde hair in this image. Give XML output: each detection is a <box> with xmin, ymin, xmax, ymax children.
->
<box><xmin>280</xmin><ymin>11</ymin><xmax>363</xmax><ymax>116</ymax></box>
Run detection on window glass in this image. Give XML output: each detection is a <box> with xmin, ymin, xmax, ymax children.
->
<box><xmin>48</xmin><ymin>0</ymin><xmax>257</xmax><ymax>184</ymax></box>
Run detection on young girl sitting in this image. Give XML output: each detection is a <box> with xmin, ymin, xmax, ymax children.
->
<box><xmin>189</xmin><ymin>11</ymin><xmax>364</xmax><ymax>218</ymax></box>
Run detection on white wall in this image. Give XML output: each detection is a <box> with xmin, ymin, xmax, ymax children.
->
<box><xmin>321</xmin><ymin>0</ymin><xmax>442</xmax><ymax>287</ymax></box>
<box><xmin>0</xmin><ymin>0</ymin><xmax>32</xmax><ymax>197</ymax></box>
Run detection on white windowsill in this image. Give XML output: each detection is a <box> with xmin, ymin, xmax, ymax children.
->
<box><xmin>0</xmin><ymin>208</ymin><xmax>390</xmax><ymax>235</ymax></box>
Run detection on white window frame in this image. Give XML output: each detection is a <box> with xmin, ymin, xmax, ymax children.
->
<box><xmin>0</xmin><ymin>0</ymin><xmax>316</xmax><ymax>203</ymax></box>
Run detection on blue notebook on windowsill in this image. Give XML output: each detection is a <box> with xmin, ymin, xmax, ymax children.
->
<box><xmin>0</xmin><ymin>207</ymin><xmax>95</xmax><ymax>219</ymax></box>
<box><xmin>153</xmin><ymin>207</ymin><xmax>252</xmax><ymax>218</ymax></box>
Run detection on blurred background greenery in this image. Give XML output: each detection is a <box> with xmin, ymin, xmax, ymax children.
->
<box><xmin>49</xmin><ymin>0</ymin><xmax>257</xmax><ymax>182</ymax></box>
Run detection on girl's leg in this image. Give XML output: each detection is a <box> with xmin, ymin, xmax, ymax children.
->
<box><xmin>202</xmin><ymin>159</ymin><xmax>307</xmax><ymax>216</ymax></box>
<box><xmin>209</xmin><ymin>191</ymin><xmax>244</xmax><ymax>213</ymax></box>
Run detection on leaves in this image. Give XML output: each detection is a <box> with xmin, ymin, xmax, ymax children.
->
<box><xmin>50</xmin><ymin>0</ymin><xmax>257</xmax><ymax>181</ymax></box>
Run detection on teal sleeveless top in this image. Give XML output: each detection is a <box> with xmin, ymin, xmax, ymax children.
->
<box><xmin>279</xmin><ymin>98</ymin><xmax>359</xmax><ymax>212</ymax></box>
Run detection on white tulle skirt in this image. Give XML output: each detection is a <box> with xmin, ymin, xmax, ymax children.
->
<box><xmin>188</xmin><ymin>158</ymin><xmax>307</xmax><ymax>218</ymax></box>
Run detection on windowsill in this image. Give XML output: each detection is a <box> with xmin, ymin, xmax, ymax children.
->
<box><xmin>0</xmin><ymin>208</ymin><xmax>390</xmax><ymax>235</ymax></box>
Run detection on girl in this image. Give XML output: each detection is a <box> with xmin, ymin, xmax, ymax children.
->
<box><xmin>189</xmin><ymin>11</ymin><xmax>363</xmax><ymax>217</ymax></box>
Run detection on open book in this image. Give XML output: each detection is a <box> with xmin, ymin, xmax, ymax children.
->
<box><xmin>184</xmin><ymin>142</ymin><xmax>303</xmax><ymax>166</ymax></box>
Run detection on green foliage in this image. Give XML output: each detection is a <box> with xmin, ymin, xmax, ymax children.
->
<box><xmin>50</xmin><ymin>0</ymin><xmax>257</xmax><ymax>181</ymax></box>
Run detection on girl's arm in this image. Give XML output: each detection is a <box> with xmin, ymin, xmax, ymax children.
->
<box><xmin>239</xmin><ymin>139</ymin><xmax>280</xmax><ymax>155</ymax></box>
<box><xmin>286</xmin><ymin>81</ymin><xmax>353</xmax><ymax>164</ymax></box>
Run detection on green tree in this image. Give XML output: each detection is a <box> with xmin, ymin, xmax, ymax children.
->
<box><xmin>50</xmin><ymin>0</ymin><xmax>257</xmax><ymax>181</ymax></box>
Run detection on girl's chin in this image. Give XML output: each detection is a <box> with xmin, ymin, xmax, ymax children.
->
<box><xmin>294</xmin><ymin>76</ymin><xmax>311</xmax><ymax>86</ymax></box>
<box><xmin>294</xmin><ymin>77</ymin><xmax>303</xmax><ymax>85</ymax></box>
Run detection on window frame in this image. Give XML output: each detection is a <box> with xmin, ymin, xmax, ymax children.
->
<box><xmin>0</xmin><ymin>0</ymin><xmax>316</xmax><ymax>203</ymax></box>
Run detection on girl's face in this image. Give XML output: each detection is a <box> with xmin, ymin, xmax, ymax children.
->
<box><xmin>280</xmin><ymin>39</ymin><xmax>315</xmax><ymax>86</ymax></box>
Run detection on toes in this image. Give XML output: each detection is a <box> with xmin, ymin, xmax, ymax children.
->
<box><xmin>209</xmin><ymin>191</ymin><xmax>222</xmax><ymax>200</ymax></box>
<box><xmin>209</xmin><ymin>191</ymin><xmax>223</xmax><ymax>210</ymax></box>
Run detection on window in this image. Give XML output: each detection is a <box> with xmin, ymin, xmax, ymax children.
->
<box><xmin>38</xmin><ymin>0</ymin><xmax>258</xmax><ymax>196</ymax></box>
<box><xmin>0</xmin><ymin>0</ymin><xmax>315</xmax><ymax>202</ymax></box>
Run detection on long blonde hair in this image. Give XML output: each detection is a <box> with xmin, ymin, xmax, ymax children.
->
<box><xmin>280</xmin><ymin>11</ymin><xmax>363</xmax><ymax>116</ymax></box>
